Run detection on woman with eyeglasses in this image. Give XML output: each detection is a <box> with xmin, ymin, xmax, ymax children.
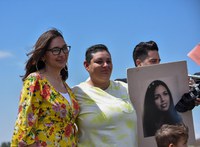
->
<box><xmin>11</xmin><ymin>28</ymin><xmax>79</xmax><ymax>147</ymax></box>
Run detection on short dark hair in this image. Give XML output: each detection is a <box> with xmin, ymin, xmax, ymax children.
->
<box><xmin>85</xmin><ymin>44</ymin><xmax>111</xmax><ymax>63</ymax></box>
<box><xmin>132</xmin><ymin>40</ymin><xmax>159</xmax><ymax>66</ymax></box>
<box><xmin>155</xmin><ymin>124</ymin><xmax>188</xmax><ymax>147</ymax></box>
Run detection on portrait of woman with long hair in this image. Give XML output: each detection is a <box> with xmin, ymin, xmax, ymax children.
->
<box><xmin>143</xmin><ymin>80</ymin><xmax>182</xmax><ymax>137</ymax></box>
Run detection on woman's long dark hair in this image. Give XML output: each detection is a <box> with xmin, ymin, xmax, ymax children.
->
<box><xmin>143</xmin><ymin>80</ymin><xmax>182</xmax><ymax>137</ymax></box>
<box><xmin>22</xmin><ymin>28</ymin><xmax>68</xmax><ymax>81</ymax></box>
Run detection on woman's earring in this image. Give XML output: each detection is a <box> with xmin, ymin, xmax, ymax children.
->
<box><xmin>36</xmin><ymin>62</ymin><xmax>39</xmax><ymax>71</ymax></box>
<box><xmin>64</xmin><ymin>63</ymin><xmax>68</xmax><ymax>72</ymax></box>
<box><xmin>42</xmin><ymin>58</ymin><xmax>46</xmax><ymax>63</ymax></box>
<box><xmin>64</xmin><ymin>66</ymin><xmax>68</xmax><ymax>72</ymax></box>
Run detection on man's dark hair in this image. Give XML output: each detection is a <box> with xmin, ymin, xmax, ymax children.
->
<box><xmin>132</xmin><ymin>40</ymin><xmax>159</xmax><ymax>66</ymax></box>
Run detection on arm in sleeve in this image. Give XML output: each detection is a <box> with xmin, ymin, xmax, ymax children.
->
<box><xmin>11</xmin><ymin>75</ymin><xmax>42</xmax><ymax>146</ymax></box>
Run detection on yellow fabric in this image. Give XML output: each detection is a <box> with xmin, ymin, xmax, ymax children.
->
<box><xmin>11</xmin><ymin>72</ymin><xmax>79</xmax><ymax>147</ymax></box>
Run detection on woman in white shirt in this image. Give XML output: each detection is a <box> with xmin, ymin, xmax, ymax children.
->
<box><xmin>72</xmin><ymin>44</ymin><xmax>138</xmax><ymax>147</ymax></box>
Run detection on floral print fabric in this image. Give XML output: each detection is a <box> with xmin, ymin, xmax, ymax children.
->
<box><xmin>11</xmin><ymin>72</ymin><xmax>79</xmax><ymax>147</ymax></box>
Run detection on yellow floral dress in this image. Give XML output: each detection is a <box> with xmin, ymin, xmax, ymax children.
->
<box><xmin>11</xmin><ymin>72</ymin><xmax>79</xmax><ymax>147</ymax></box>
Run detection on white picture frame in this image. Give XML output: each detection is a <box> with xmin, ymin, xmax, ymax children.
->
<box><xmin>127</xmin><ymin>61</ymin><xmax>195</xmax><ymax>147</ymax></box>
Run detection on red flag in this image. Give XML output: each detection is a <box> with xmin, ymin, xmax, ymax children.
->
<box><xmin>187</xmin><ymin>44</ymin><xmax>200</xmax><ymax>65</ymax></box>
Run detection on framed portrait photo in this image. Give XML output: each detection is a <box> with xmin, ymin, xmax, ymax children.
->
<box><xmin>127</xmin><ymin>61</ymin><xmax>195</xmax><ymax>147</ymax></box>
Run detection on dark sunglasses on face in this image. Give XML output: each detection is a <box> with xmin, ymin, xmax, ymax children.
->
<box><xmin>47</xmin><ymin>45</ymin><xmax>71</xmax><ymax>55</ymax></box>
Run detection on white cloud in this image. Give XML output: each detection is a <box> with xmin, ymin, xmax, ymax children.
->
<box><xmin>196</xmin><ymin>132</ymin><xmax>200</xmax><ymax>140</ymax></box>
<box><xmin>0</xmin><ymin>51</ymin><xmax>13</xmax><ymax>59</ymax></box>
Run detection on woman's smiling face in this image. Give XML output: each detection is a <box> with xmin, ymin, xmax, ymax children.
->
<box><xmin>86</xmin><ymin>50</ymin><xmax>112</xmax><ymax>85</ymax></box>
<box><xmin>154</xmin><ymin>85</ymin><xmax>170</xmax><ymax>111</ymax></box>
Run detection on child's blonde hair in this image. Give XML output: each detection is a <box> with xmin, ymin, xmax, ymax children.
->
<box><xmin>155</xmin><ymin>124</ymin><xmax>188</xmax><ymax>147</ymax></box>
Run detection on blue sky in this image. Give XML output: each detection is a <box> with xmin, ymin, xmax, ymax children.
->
<box><xmin>0</xmin><ymin>0</ymin><xmax>200</xmax><ymax>144</ymax></box>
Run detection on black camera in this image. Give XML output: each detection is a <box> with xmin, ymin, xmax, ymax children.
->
<box><xmin>189</xmin><ymin>84</ymin><xmax>200</xmax><ymax>99</ymax></box>
<box><xmin>175</xmin><ymin>84</ymin><xmax>200</xmax><ymax>112</ymax></box>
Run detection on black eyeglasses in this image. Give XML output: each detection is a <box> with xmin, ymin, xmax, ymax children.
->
<box><xmin>47</xmin><ymin>45</ymin><xmax>71</xmax><ymax>55</ymax></box>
